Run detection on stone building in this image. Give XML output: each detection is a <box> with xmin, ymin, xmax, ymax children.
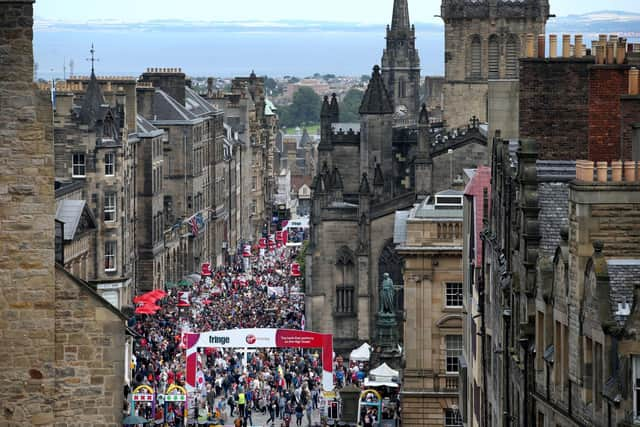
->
<box><xmin>459</xmin><ymin>166</ymin><xmax>491</xmax><ymax>427</ymax></box>
<box><xmin>138</xmin><ymin>69</ymin><xmax>228</xmax><ymax>269</ymax></box>
<box><xmin>440</xmin><ymin>0</ymin><xmax>550</xmax><ymax>129</ymax></box>
<box><xmin>131</xmin><ymin>114</ymin><xmax>166</xmax><ymax>290</ymax></box>
<box><xmin>307</xmin><ymin>0</ymin><xmax>487</xmax><ymax>354</ymax></box>
<box><xmin>0</xmin><ymin>1</ymin><xmax>127</xmax><ymax>424</ymax></box>
<box><xmin>207</xmin><ymin>73</ymin><xmax>279</xmax><ymax>243</ymax></box>
<box><xmin>467</xmin><ymin>37</ymin><xmax>640</xmax><ymax>427</ymax></box>
<box><xmin>393</xmin><ymin>191</ymin><xmax>465</xmax><ymax>426</ymax></box>
<box><xmin>53</xmin><ymin>71</ymin><xmax>137</xmax><ymax>308</ymax></box>
<box><xmin>55</xmin><ymin>180</ymin><xmax>98</xmax><ymax>282</ymax></box>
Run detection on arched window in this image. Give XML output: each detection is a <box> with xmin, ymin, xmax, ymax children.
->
<box><xmin>398</xmin><ymin>78</ymin><xmax>407</xmax><ymax>98</ymax></box>
<box><xmin>469</xmin><ymin>35</ymin><xmax>482</xmax><ymax>79</ymax></box>
<box><xmin>488</xmin><ymin>35</ymin><xmax>500</xmax><ymax>79</ymax></box>
<box><xmin>506</xmin><ymin>34</ymin><xmax>520</xmax><ymax>78</ymax></box>
<box><xmin>335</xmin><ymin>246</ymin><xmax>355</xmax><ymax>314</ymax></box>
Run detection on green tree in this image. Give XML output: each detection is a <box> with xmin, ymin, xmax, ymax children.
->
<box><xmin>277</xmin><ymin>87</ymin><xmax>321</xmax><ymax>128</ymax></box>
<box><xmin>361</xmin><ymin>74</ymin><xmax>370</xmax><ymax>83</ymax></box>
<box><xmin>340</xmin><ymin>89</ymin><xmax>364</xmax><ymax>123</ymax></box>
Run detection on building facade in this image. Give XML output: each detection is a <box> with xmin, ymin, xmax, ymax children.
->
<box><xmin>440</xmin><ymin>0</ymin><xmax>549</xmax><ymax>129</ymax></box>
<box><xmin>394</xmin><ymin>191</ymin><xmax>465</xmax><ymax>426</ymax></box>
<box><xmin>0</xmin><ymin>2</ymin><xmax>127</xmax><ymax>424</ymax></box>
<box><xmin>307</xmin><ymin>0</ymin><xmax>488</xmax><ymax>354</ymax></box>
<box><xmin>53</xmin><ymin>73</ymin><xmax>137</xmax><ymax>308</ymax></box>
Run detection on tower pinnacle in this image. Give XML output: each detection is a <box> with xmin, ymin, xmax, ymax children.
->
<box><xmin>391</xmin><ymin>0</ymin><xmax>411</xmax><ymax>31</ymax></box>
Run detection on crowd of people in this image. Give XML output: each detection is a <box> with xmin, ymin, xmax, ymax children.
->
<box><xmin>126</xmin><ymin>245</ymin><xmax>324</xmax><ymax>426</ymax></box>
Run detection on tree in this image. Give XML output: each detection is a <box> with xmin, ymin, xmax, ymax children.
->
<box><xmin>288</xmin><ymin>77</ymin><xmax>300</xmax><ymax>84</ymax></box>
<box><xmin>340</xmin><ymin>89</ymin><xmax>364</xmax><ymax>123</ymax></box>
<box><xmin>277</xmin><ymin>87</ymin><xmax>321</xmax><ymax>128</ymax></box>
<box><xmin>361</xmin><ymin>74</ymin><xmax>370</xmax><ymax>83</ymax></box>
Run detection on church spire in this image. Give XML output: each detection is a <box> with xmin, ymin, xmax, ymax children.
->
<box><xmin>391</xmin><ymin>0</ymin><xmax>410</xmax><ymax>31</ymax></box>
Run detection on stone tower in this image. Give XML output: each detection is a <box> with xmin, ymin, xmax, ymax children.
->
<box><xmin>440</xmin><ymin>0</ymin><xmax>550</xmax><ymax>128</ymax></box>
<box><xmin>381</xmin><ymin>0</ymin><xmax>421</xmax><ymax>124</ymax></box>
<box><xmin>0</xmin><ymin>0</ymin><xmax>56</xmax><ymax>423</ymax></box>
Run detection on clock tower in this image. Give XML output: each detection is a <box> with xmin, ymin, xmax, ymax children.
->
<box><xmin>381</xmin><ymin>0</ymin><xmax>421</xmax><ymax>124</ymax></box>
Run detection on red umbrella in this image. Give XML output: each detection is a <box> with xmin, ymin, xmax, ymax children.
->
<box><xmin>133</xmin><ymin>293</ymin><xmax>156</xmax><ymax>304</ymax></box>
<box><xmin>149</xmin><ymin>289</ymin><xmax>167</xmax><ymax>300</ymax></box>
<box><xmin>135</xmin><ymin>305</ymin><xmax>159</xmax><ymax>315</ymax></box>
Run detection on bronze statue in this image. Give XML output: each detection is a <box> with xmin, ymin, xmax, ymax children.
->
<box><xmin>380</xmin><ymin>273</ymin><xmax>395</xmax><ymax>314</ymax></box>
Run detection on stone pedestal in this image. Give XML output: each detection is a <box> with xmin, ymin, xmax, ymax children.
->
<box><xmin>375</xmin><ymin>312</ymin><xmax>399</xmax><ymax>350</ymax></box>
<box><xmin>374</xmin><ymin>313</ymin><xmax>402</xmax><ymax>370</ymax></box>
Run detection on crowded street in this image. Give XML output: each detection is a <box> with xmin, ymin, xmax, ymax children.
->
<box><xmin>127</xmin><ymin>244</ymin><xmax>326</xmax><ymax>426</ymax></box>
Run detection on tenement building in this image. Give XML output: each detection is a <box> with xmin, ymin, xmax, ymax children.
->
<box><xmin>207</xmin><ymin>73</ymin><xmax>279</xmax><ymax>242</ymax></box>
<box><xmin>53</xmin><ymin>71</ymin><xmax>138</xmax><ymax>307</ymax></box>
<box><xmin>440</xmin><ymin>0</ymin><xmax>550</xmax><ymax>129</ymax></box>
<box><xmin>394</xmin><ymin>191</ymin><xmax>465</xmax><ymax>426</ymax></box>
<box><xmin>306</xmin><ymin>0</ymin><xmax>488</xmax><ymax>356</ymax></box>
<box><xmin>138</xmin><ymin>69</ymin><xmax>228</xmax><ymax>269</ymax></box>
<box><xmin>1</xmin><ymin>1</ymin><xmax>127</xmax><ymax>424</ymax></box>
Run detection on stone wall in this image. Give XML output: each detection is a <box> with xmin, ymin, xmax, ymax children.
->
<box><xmin>519</xmin><ymin>58</ymin><xmax>592</xmax><ymax>160</ymax></box>
<box><xmin>0</xmin><ymin>0</ymin><xmax>57</xmax><ymax>424</ymax></box>
<box><xmin>54</xmin><ymin>266</ymin><xmax>126</xmax><ymax>426</ymax></box>
<box><xmin>442</xmin><ymin>82</ymin><xmax>488</xmax><ymax>129</ymax></box>
<box><xmin>488</xmin><ymin>80</ymin><xmax>519</xmax><ymax>142</ymax></box>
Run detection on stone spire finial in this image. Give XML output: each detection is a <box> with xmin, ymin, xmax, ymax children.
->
<box><xmin>391</xmin><ymin>0</ymin><xmax>411</xmax><ymax>31</ymax></box>
<box><xmin>359</xmin><ymin>173</ymin><xmax>371</xmax><ymax>195</ymax></box>
<box><xmin>359</xmin><ymin>66</ymin><xmax>394</xmax><ymax>115</ymax></box>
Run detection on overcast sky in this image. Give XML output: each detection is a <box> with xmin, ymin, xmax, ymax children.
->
<box><xmin>35</xmin><ymin>0</ymin><xmax>640</xmax><ymax>23</ymax></box>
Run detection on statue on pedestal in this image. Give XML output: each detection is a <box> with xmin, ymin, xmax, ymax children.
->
<box><xmin>379</xmin><ymin>273</ymin><xmax>395</xmax><ymax>314</ymax></box>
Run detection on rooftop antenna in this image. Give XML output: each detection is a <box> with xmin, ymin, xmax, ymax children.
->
<box><xmin>63</xmin><ymin>57</ymin><xmax>66</xmax><ymax>80</ymax></box>
<box><xmin>86</xmin><ymin>44</ymin><xmax>99</xmax><ymax>74</ymax></box>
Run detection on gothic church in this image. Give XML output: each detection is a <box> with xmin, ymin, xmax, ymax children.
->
<box><xmin>306</xmin><ymin>0</ymin><xmax>488</xmax><ymax>352</ymax></box>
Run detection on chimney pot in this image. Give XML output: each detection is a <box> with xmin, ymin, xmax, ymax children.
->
<box><xmin>596</xmin><ymin>45</ymin><xmax>606</xmax><ymax>65</ymax></box>
<box><xmin>612</xmin><ymin>161</ymin><xmax>623</xmax><ymax>182</ymax></box>
<box><xmin>624</xmin><ymin>161</ymin><xmax>638</xmax><ymax>182</ymax></box>
<box><xmin>616</xmin><ymin>38</ymin><xmax>627</xmax><ymax>64</ymax></box>
<box><xmin>562</xmin><ymin>34</ymin><xmax>571</xmax><ymax>58</ymax></box>
<box><xmin>575</xmin><ymin>35</ymin><xmax>584</xmax><ymax>57</ymax></box>
<box><xmin>549</xmin><ymin>34</ymin><xmax>558</xmax><ymax>58</ymax></box>
<box><xmin>526</xmin><ymin>34</ymin><xmax>535</xmax><ymax>58</ymax></box>
<box><xmin>537</xmin><ymin>34</ymin><xmax>546</xmax><ymax>59</ymax></box>
<box><xmin>606</xmin><ymin>41</ymin><xmax>615</xmax><ymax>64</ymax></box>
<box><xmin>596</xmin><ymin>161</ymin><xmax>608</xmax><ymax>182</ymax></box>
<box><xmin>629</xmin><ymin>68</ymin><xmax>639</xmax><ymax>95</ymax></box>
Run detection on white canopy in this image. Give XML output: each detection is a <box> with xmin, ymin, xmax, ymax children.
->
<box><xmin>350</xmin><ymin>343</ymin><xmax>372</xmax><ymax>361</ymax></box>
<box><xmin>364</xmin><ymin>379</ymin><xmax>399</xmax><ymax>388</ymax></box>
<box><xmin>367</xmin><ymin>363</ymin><xmax>399</xmax><ymax>383</ymax></box>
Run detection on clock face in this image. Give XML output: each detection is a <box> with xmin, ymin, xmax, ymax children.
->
<box><xmin>395</xmin><ymin>104</ymin><xmax>408</xmax><ymax>117</ymax></box>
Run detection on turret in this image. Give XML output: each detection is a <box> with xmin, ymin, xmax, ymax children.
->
<box><xmin>329</xmin><ymin>93</ymin><xmax>340</xmax><ymax>124</ymax></box>
<box><xmin>415</xmin><ymin>103</ymin><xmax>433</xmax><ymax>198</ymax></box>
<box><xmin>319</xmin><ymin>96</ymin><xmax>332</xmax><ymax>153</ymax></box>
<box><xmin>359</xmin><ymin>66</ymin><xmax>394</xmax><ymax>192</ymax></box>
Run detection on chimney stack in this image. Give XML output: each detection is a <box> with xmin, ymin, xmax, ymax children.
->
<box><xmin>562</xmin><ymin>34</ymin><xmax>571</xmax><ymax>58</ymax></box>
<box><xmin>606</xmin><ymin>41</ymin><xmax>615</xmax><ymax>64</ymax></box>
<box><xmin>549</xmin><ymin>34</ymin><xmax>558</xmax><ymax>58</ymax></box>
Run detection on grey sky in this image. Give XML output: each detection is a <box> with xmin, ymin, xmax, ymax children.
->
<box><xmin>35</xmin><ymin>0</ymin><xmax>640</xmax><ymax>23</ymax></box>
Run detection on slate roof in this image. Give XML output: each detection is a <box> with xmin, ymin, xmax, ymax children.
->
<box><xmin>152</xmin><ymin>89</ymin><xmax>198</xmax><ymax>122</ymax></box>
<box><xmin>184</xmin><ymin>86</ymin><xmax>219</xmax><ymax>117</ymax></box>
<box><xmin>136</xmin><ymin>114</ymin><xmax>163</xmax><ymax>137</ymax></box>
<box><xmin>55</xmin><ymin>200</ymin><xmax>96</xmax><ymax>240</ymax></box>
<box><xmin>393</xmin><ymin>210</ymin><xmax>410</xmax><ymax>245</ymax></box>
<box><xmin>537</xmin><ymin>161</ymin><xmax>575</xmax><ymax>258</ymax></box>
<box><xmin>359</xmin><ymin>65</ymin><xmax>393</xmax><ymax>115</ymax></box>
<box><xmin>78</xmin><ymin>71</ymin><xmax>107</xmax><ymax>127</ymax></box>
<box><xmin>607</xmin><ymin>259</ymin><xmax>640</xmax><ymax>327</ymax></box>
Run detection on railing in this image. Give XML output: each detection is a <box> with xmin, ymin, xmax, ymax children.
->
<box><xmin>433</xmin><ymin>374</ymin><xmax>459</xmax><ymax>393</ymax></box>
